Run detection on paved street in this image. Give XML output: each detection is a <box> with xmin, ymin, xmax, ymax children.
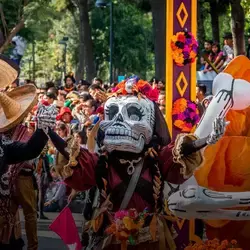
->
<box><xmin>20</xmin><ymin>210</ymin><xmax>83</xmax><ymax>250</ymax></box>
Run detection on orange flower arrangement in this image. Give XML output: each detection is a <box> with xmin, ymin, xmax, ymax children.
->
<box><xmin>112</xmin><ymin>76</ymin><xmax>159</xmax><ymax>101</ymax></box>
<box><xmin>185</xmin><ymin>239</ymin><xmax>242</xmax><ymax>250</ymax></box>
<box><xmin>105</xmin><ymin>208</ymin><xmax>148</xmax><ymax>249</ymax></box>
<box><xmin>171</xmin><ymin>30</ymin><xmax>198</xmax><ymax>67</ymax></box>
<box><xmin>172</xmin><ymin>98</ymin><xmax>200</xmax><ymax>132</ymax></box>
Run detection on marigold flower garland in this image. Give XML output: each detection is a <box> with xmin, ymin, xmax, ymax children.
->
<box><xmin>172</xmin><ymin>98</ymin><xmax>200</xmax><ymax>132</ymax></box>
<box><xmin>185</xmin><ymin>238</ymin><xmax>242</xmax><ymax>250</ymax></box>
<box><xmin>171</xmin><ymin>30</ymin><xmax>198</xmax><ymax>66</ymax></box>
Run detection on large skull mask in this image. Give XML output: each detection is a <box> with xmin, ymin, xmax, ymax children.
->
<box><xmin>99</xmin><ymin>95</ymin><xmax>155</xmax><ymax>153</ymax></box>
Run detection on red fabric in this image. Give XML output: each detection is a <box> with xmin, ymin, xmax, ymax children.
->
<box><xmin>49</xmin><ymin>207</ymin><xmax>81</xmax><ymax>250</ymax></box>
<box><xmin>64</xmin><ymin>148</ymin><xmax>98</xmax><ymax>191</ymax></box>
<box><xmin>159</xmin><ymin>143</ymin><xmax>186</xmax><ymax>185</ymax></box>
<box><xmin>96</xmin><ymin>106</ymin><xmax>104</xmax><ymax>114</ymax></box>
<box><xmin>65</xmin><ymin>145</ymin><xmax>184</xmax><ymax>213</ymax></box>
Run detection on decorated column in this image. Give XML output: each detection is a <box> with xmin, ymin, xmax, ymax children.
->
<box><xmin>165</xmin><ymin>0</ymin><xmax>202</xmax><ymax>249</ymax></box>
<box><xmin>165</xmin><ymin>0</ymin><xmax>198</xmax><ymax>140</ymax></box>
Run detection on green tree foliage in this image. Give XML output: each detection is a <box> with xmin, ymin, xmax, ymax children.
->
<box><xmin>92</xmin><ymin>1</ymin><xmax>154</xmax><ymax>80</ymax></box>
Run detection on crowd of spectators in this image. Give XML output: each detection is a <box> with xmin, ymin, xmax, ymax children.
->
<box><xmin>199</xmin><ymin>32</ymin><xmax>234</xmax><ymax>73</ymax></box>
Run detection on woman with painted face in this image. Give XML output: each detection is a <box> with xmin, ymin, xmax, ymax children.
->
<box><xmin>48</xmin><ymin>77</ymin><xmax>226</xmax><ymax>250</ymax></box>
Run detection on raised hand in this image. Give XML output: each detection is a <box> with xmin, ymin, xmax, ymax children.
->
<box><xmin>206</xmin><ymin>117</ymin><xmax>229</xmax><ymax>145</ymax></box>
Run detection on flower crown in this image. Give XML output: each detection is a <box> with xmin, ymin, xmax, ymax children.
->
<box><xmin>111</xmin><ymin>76</ymin><xmax>159</xmax><ymax>102</ymax></box>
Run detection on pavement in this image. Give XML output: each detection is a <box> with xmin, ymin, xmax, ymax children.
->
<box><xmin>20</xmin><ymin>210</ymin><xmax>83</xmax><ymax>250</ymax></box>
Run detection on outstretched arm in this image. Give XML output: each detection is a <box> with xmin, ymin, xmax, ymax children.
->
<box><xmin>5</xmin><ymin>128</ymin><xmax>48</xmax><ymax>165</ymax></box>
<box><xmin>48</xmin><ymin>129</ymin><xmax>69</xmax><ymax>160</ymax></box>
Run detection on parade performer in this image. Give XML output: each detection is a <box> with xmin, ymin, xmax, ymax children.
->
<box><xmin>52</xmin><ymin>76</ymin><xmax>225</xmax><ymax>250</ymax></box>
<box><xmin>0</xmin><ymin>55</ymin><xmax>57</xmax><ymax>250</ymax></box>
<box><xmin>168</xmin><ymin>56</ymin><xmax>250</xmax><ymax>249</ymax></box>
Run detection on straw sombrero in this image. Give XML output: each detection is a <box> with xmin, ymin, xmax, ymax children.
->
<box><xmin>0</xmin><ymin>55</ymin><xmax>19</xmax><ymax>89</ymax></box>
<box><xmin>0</xmin><ymin>84</ymin><xmax>37</xmax><ymax>132</ymax></box>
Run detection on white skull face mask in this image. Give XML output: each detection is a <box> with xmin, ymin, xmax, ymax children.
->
<box><xmin>99</xmin><ymin>95</ymin><xmax>155</xmax><ymax>153</ymax></box>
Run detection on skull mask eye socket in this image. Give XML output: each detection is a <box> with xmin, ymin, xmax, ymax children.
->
<box><xmin>106</xmin><ymin>104</ymin><xmax>119</xmax><ymax>120</ymax></box>
<box><xmin>127</xmin><ymin>105</ymin><xmax>144</xmax><ymax>121</ymax></box>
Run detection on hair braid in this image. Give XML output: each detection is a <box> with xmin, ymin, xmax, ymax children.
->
<box><xmin>148</xmin><ymin>148</ymin><xmax>164</xmax><ymax>213</ymax></box>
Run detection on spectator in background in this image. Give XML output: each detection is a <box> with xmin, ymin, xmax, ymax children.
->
<box><xmin>79</xmin><ymin>93</ymin><xmax>92</xmax><ymax>103</ymax></box>
<box><xmin>222</xmin><ymin>32</ymin><xmax>234</xmax><ymax>67</ymax></box>
<box><xmin>203</xmin><ymin>42</ymin><xmax>224</xmax><ymax>73</ymax></box>
<box><xmin>64</xmin><ymin>74</ymin><xmax>76</xmax><ymax>93</ymax></box>
<box><xmin>150</xmin><ymin>77</ymin><xmax>159</xmax><ymax>89</ymax></box>
<box><xmin>56</xmin><ymin>107</ymin><xmax>73</xmax><ymax>124</ymax></box>
<box><xmin>200</xmin><ymin>40</ymin><xmax>213</xmax><ymax>70</ymax></box>
<box><xmin>56</xmin><ymin>122</ymin><xmax>69</xmax><ymax>140</ymax></box>
<box><xmin>89</xmin><ymin>84</ymin><xmax>105</xmax><ymax>106</ymax></box>
<box><xmin>44</xmin><ymin>168</ymin><xmax>66</xmax><ymax>212</ymax></box>
<box><xmin>93</xmin><ymin>77</ymin><xmax>103</xmax><ymax>87</ymax></box>
<box><xmin>44</xmin><ymin>92</ymin><xmax>57</xmax><ymax>105</ymax></box>
<box><xmin>36</xmin><ymin>145</ymin><xmax>53</xmax><ymax>220</ymax></box>
<box><xmin>77</xmin><ymin>80</ymin><xmax>90</xmax><ymax>93</ymax></box>
<box><xmin>55</xmin><ymin>90</ymin><xmax>67</xmax><ymax>108</ymax></box>
<box><xmin>196</xmin><ymin>84</ymin><xmax>207</xmax><ymax>116</ymax></box>
<box><xmin>74</xmin><ymin>130</ymin><xmax>88</xmax><ymax>149</ymax></box>
<box><xmin>158</xmin><ymin>92</ymin><xmax>165</xmax><ymax>106</ymax></box>
<box><xmin>10</xmin><ymin>36</ymin><xmax>27</xmax><ymax>65</ymax></box>
<box><xmin>158</xmin><ymin>80</ymin><xmax>165</xmax><ymax>91</ymax></box>
<box><xmin>203</xmin><ymin>40</ymin><xmax>213</xmax><ymax>56</ymax></box>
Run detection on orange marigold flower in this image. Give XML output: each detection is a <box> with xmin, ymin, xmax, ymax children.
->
<box><xmin>190</xmin><ymin>51</ymin><xmax>197</xmax><ymax>59</ymax></box>
<box><xmin>174</xmin><ymin>120</ymin><xmax>185</xmax><ymax>129</ymax></box>
<box><xmin>171</xmin><ymin>35</ymin><xmax>177</xmax><ymax>42</ymax></box>
<box><xmin>230</xmin><ymin>240</ymin><xmax>237</xmax><ymax>245</ymax></box>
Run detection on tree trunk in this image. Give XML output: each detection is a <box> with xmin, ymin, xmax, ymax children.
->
<box><xmin>209</xmin><ymin>0</ymin><xmax>220</xmax><ymax>42</ymax></box>
<box><xmin>77</xmin><ymin>0</ymin><xmax>96</xmax><ymax>82</ymax></box>
<box><xmin>197</xmin><ymin>0</ymin><xmax>206</xmax><ymax>49</ymax></box>
<box><xmin>149</xmin><ymin>0</ymin><xmax>166</xmax><ymax>80</ymax></box>
<box><xmin>230</xmin><ymin>0</ymin><xmax>245</xmax><ymax>56</ymax></box>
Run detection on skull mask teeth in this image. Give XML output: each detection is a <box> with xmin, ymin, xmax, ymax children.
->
<box><xmin>99</xmin><ymin>96</ymin><xmax>155</xmax><ymax>153</ymax></box>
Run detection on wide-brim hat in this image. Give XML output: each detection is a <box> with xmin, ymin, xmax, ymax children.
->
<box><xmin>0</xmin><ymin>84</ymin><xmax>37</xmax><ymax>132</ymax></box>
<box><xmin>56</xmin><ymin>107</ymin><xmax>72</xmax><ymax>121</ymax></box>
<box><xmin>0</xmin><ymin>55</ymin><xmax>19</xmax><ymax>89</ymax></box>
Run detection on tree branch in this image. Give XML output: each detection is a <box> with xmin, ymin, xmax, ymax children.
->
<box><xmin>0</xmin><ymin>18</ymin><xmax>25</xmax><ymax>53</ymax></box>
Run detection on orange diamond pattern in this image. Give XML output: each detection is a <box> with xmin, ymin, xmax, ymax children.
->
<box><xmin>176</xmin><ymin>72</ymin><xmax>188</xmax><ymax>97</ymax></box>
<box><xmin>176</xmin><ymin>2</ymin><xmax>188</xmax><ymax>28</ymax></box>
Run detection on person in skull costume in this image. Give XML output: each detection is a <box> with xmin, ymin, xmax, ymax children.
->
<box><xmin>52</xmin><ymin>76</ymin><xmax>225</xmax><ymax>250</ymax></box>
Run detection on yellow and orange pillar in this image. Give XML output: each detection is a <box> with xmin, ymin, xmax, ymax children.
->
<box><xmin>165</xmin><ymin>0</ymin><xmax>202</xmax><ymax>247</ymax></box>
<box><xmin>166</xmin><ymin>0</ymin><xmax>197</xmax><ymax>139</ymax></box>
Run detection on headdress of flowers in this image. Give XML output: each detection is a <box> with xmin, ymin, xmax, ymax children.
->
<box><xmin>171</xmin><ymin>29</ymin><xmax>198</xmax><ymax>67</ymax></box>
<box><xmin>111</xmin><ymin>76</ymin><xmax>159</xmax><ymax>102</ymax></box>
<box><xmin>172</xmin><ymin>98</ymin><xmax>200</xmax><ymax>132</ymax></box>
